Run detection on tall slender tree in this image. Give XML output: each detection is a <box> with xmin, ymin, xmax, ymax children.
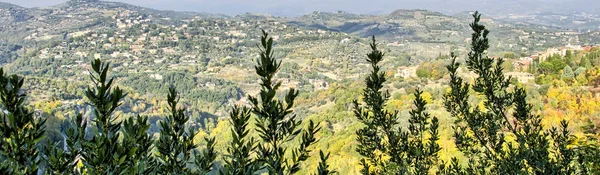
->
<box><xmin>407</xmin><ymin>89</ymin><xmax>441</xmax><ymax>175</ymax></box>
<box><xmin>82</xmin><ymin>59</ymin><xmax>160</xmax><ymax>174</ymax></box>
<box><xmin>248</xmin><ymin>30</ymin><xmax>320</xmax><ymax>175</ymax></box>
<box><xmin>0</xmin><ymin>68</ymin><xmax>46</xmax><ymax>174</ymax></box>
<box><xmin>441</xmin><ymin>11</ymin><xmax>598</xmax><ymax>174</ymax></box>
<box><xmin>155</xmin><ymin>87</ymin><xmax>216</xmax><ymax>174</ymax></box>
<box><xmin>354</xmin><ymin>37</ymin><xmax>440</xmax><ymax>174</ymax></box>
<box><xmin>193</xmin><ymin>136</ymin><xmax>217</xmax><ymax>174</ymax></box>
<box><xmin>221</xmin><ymin>105</ymin><xmax>258</xmax><ymax>175</ymax></box>
<box><xmin>81</xmin><ymin>58</ymin><xmax>130</xmax><ymax>174</ymax></box>
<box><xmin>44</xmin><ymin>59</ymin><xmax>156</xmax><ymax>174</ymax></box>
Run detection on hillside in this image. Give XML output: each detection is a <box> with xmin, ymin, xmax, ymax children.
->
<box><xmin>1</xmin><ymin>1</ymin><xmax>600</xmax><ymax>174</ymax></box>
<box><xmin>2</xmin><ymin>1</ymin><xmax>597</xmax><ymax>57</ymax></box>
<box><xmin>0</xmin><ymin>0</ymin><xmax>224</xmax><ymax>45</ymax></box>
<box><xmin>0</xmin><ymin>2</ymin><xmax>22</xmax><ymax>9</ymax></box>
<box><xmin>290</xmin><ymin>9</ymin><xmax>593</xmax><ymax>44</ymax></box>
<box><xmin>2</xmin><ymin>1</ymin><xmax>598</xmax><ymax>113</ymax></box>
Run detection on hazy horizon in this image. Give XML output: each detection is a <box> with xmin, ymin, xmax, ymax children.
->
<box><xmin>2</xmin><ymin>0</ymin><xmax>600</xmax><ymax>17</ymax></box>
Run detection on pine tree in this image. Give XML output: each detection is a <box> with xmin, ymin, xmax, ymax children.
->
<box><xmin>155</xmin><ymin>87</ymin><xmax>216</xmax><ymax>174</ymax></box>
<box><xmin>354</xmin><ymin>37</ymin><xmax>440</xmax><ymax>174</ymax></box>
<box><xmin>442</xmin><ymin>11</ymin><xmax>598</xmax><ymax>174</ymax></box>
<box><xmin>0</xmin><ymin>68</ymin><xmax>46</xmax><ymax>174</ymax></box>
<box><xmin>248</xmin><ymin>30</ymin><xmax>320</xmax><ymax>174</ymax></box>
<box><xmin>574</xmin><ymin>67</ymin><xmax>586</xmax><ymax>76</ymax></box>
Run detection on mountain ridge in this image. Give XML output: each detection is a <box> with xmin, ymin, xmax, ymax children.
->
<box><xmin>3</xmin><ymin>0</ymin><xmax>596</xmax><ymax>32</ymax></box>
<box><xmin>0</xmin><ymin>0</ymin><xmax>596</xmax><ymax>57</ymax></box>
<box><xmin>0</xmin><ymin>2</ymin><xmax>23</xmax><ymax>9</ymax></box>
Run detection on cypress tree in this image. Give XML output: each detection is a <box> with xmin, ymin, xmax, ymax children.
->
<box><xmin>248</xmin><ymin>30</ymin><xmax>320</xmax><ymax>174</ymax></box>
<box><xmin>579</xmin><ymin>57</ymin><xmax>592</xmax><ymax>69</ymax></box>
<box><xmin>565</xmin><ymin>50</ymin><xmax>575</xmax><ymax>67</ymax></box>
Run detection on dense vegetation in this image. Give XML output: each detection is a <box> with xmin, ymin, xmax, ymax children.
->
<box><xmin>440</xmin><ymin>12</ymin><xmax>599</xmax><ymax>174</ymax></box>
<box><xmin>1</xmin><ymin>11</ymin><xmax>600</xmax><ymax>174</ymax></box>
<box><xmin>354</xmin><ymin>36</ymin><xmax>441</xmax><ymax>174</ymax></box>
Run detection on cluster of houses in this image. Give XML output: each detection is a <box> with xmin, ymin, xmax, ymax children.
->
<box><xmin>279</xmin><ymin>78</ymin><xmax>329</xmax><ymax>91</ymax></box>
<box><xmin>512</xmin><ymin>57</ymin><xmax>533</xmax><ymax>71</ymax></box>
<box><xmin>29</xmin><ymin>7</ymin><xmax>344</xmax><ymax>81</ymax></box>
<box><xmin>513</xmin><ymin>45</ymin><xmax>598</xmax><ymax>72</ymax></box>
<box><xmin>114</xmin><ymin>10</ymin><xmax>151</xmax><ymax>29</ymax></box>
<box><xmin>394</xmin><ymin>66</ymin><xmax>418</xmax><ymax>79</ymax></box>
<box><xmin>391</xmin><ymin>44</ymin><xmax>598</xmax><ymax>84</ymax></box>
<box><xmin>536</xmin><ymin>44</ymin><xmax>595</xmax><ymax>61</ymax></box>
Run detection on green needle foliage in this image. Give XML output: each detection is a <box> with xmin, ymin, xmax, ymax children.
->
<box><xmin>406</xmin><ymin>89</ymin><xmax>441</xmax><ymax>175</ymax></box>
<box><xmin>441</xmin><ymin>11</ymin><xmax>599</xmax><ymax>174</ymax></box>
<box><xmin>354</xmin><ymin>36</ymin><xmax>392</xmax><ymax>174</ymax></box>
<box><xmin>221</xmin><ymin>105</ymin><xmax>258</xmax><ymax>175</ymax></box>
<box><xmin>155</xmin><ymin>87</ymin><xmax>216</xmax><ymax>174</ymax></box>
<box><xmin>248</xmin><ymin>30</ymin><xmax>321</xmax><ymax>175</ymax></box>
<box><xmin>354</xmin><ymin>37</ymin><xmax>440</xmax><ymax>174</ymax></box>
<box><xmin>0</xmin><ymin>68</ymin><xmax>46</xmax><ymax>175</ymax></box>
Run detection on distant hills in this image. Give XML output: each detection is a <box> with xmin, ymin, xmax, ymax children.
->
<box><xmin>0</xmin><ymin>0</ymin><xmax>222</xmax><ymax>44</ymax></box>
<box><xmin>0</xmin><ymin>2</ymin><xmax>21</xmax><ymax>9</ymax></box>
<box><xmin>0</xmin><ymin>0</ymin><xmax>597</xmax><ymax>58</ymax></box>
<box><xmin>290</xmin><ymin>10</ymin><xmax>469</xmax><ymax>41</ymax></box>
<box><xmin>0</xmin><ymin>0</ymin><xmax>598</xmax><ymax>130</ymax></box>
